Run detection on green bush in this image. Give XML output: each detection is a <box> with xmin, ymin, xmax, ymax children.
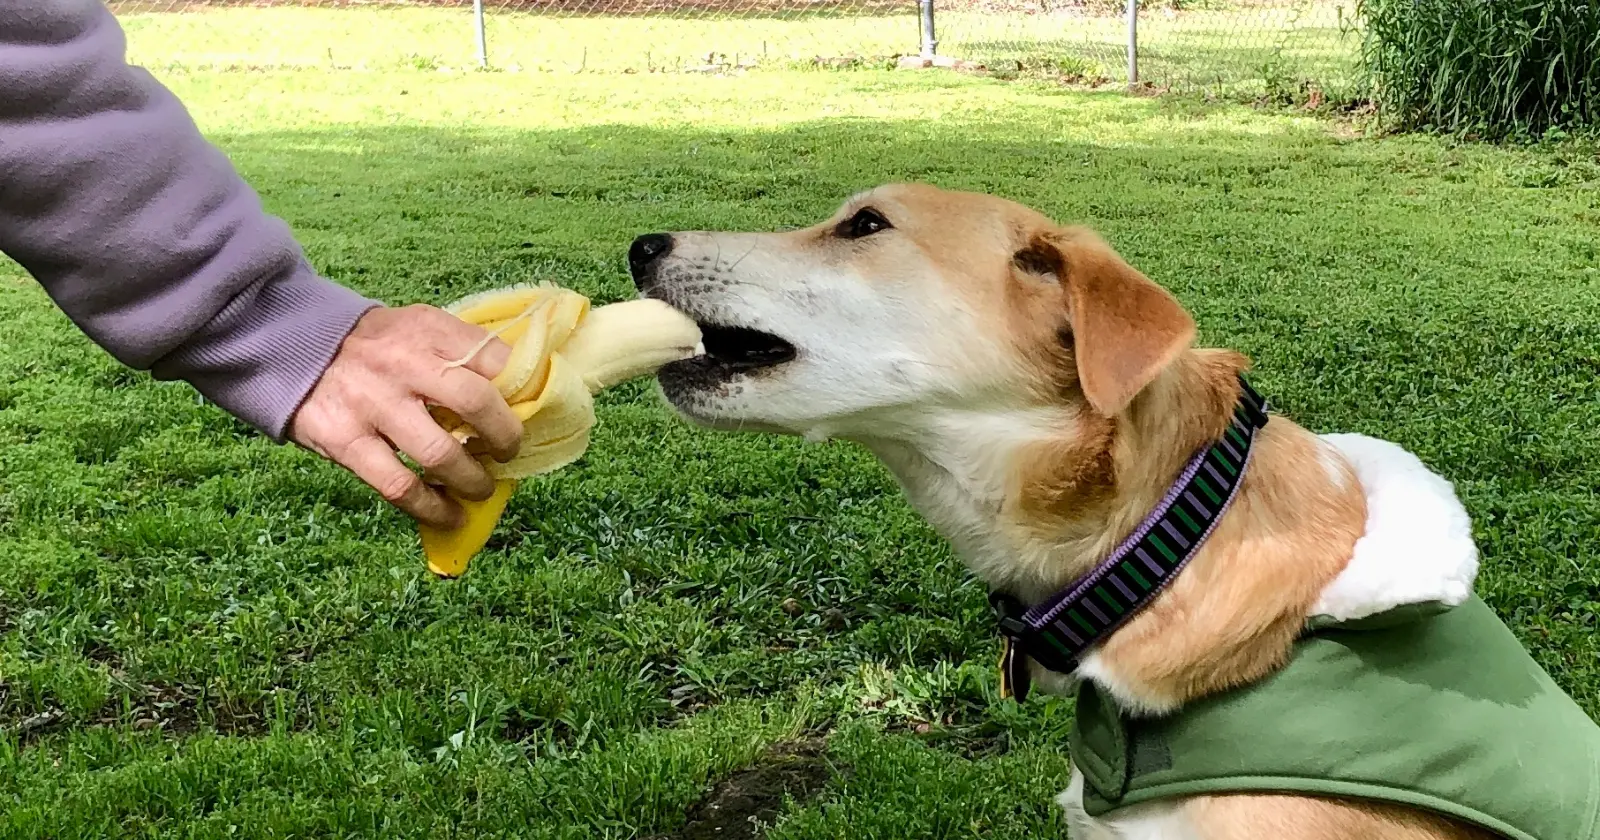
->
<box><xmin>1359</xmin><ymin>0</ymin><xmax>1600</xmax><ymax>138</ymax></box>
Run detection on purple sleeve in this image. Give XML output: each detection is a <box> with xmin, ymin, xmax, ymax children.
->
<box><xmin>0</xmin><ymin>1</ymin><xmax>382</xmax><ymax>440</ymax></box>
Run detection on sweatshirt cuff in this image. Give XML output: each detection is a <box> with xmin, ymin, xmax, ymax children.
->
<box><xmin>149</xmin><ymin>265</ymin><xmax>382</xmax><ymax>442</ymax></box>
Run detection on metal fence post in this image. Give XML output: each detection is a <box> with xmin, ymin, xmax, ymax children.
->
<box><xmin>1125</xmin><ymin>0</ymin><xmax>1138</xmax><ymax>87</ymax></box>
<box><xmin>474</xmin><ymin>0</ymin><xmax>489</xmax><ymax>68</ymax></box>
<box><xmin>919</xmin><ymin>0</ymin><xmax>937</xmax><ymax>58</ymax></box>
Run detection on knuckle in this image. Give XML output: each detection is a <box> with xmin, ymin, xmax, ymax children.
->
<box><xmin>412</xmin><ymin>434</ymin><xmax>461</xmax><ymax>471</ymax></box>
<box><xmin>458</xmin><ymin>387</ymin><xmax>497</xmax><ymax>418</ymax></box>
<box><xmin>317</xmin><ymin>431</ymin><xmax>360</xmax><ymax>463</ymax></box>
<box><xmin>322</xmin><ymin>437</ymin><xmax>354</xmax><ymax>463</ymax></box>
<box><xmin>409</xmin><ymin>303</ymin><xmax>450</xmax><ymax>327</ymax></box>
<box><xmin>377</xmin><ymin>470</ymin><xmax>420</xmax><ymax>503</ymax></box>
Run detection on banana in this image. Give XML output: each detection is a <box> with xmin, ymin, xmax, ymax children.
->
<box><xmin>417</xmin><ymin>283</ymin><xmax>701</xmax><ymax>577</ymax></box>
<box><xmin>421</xmin><ymin>479</ymin><xmax>517</xmax><ymax>578</ymax></box>
<box><xmin>560</xmin><ymin>299</ymin><xmax>705</xmax><ymax>393</ymax></box>
<box><xmin>444</xmin><ymin>285</ymin><xmax>554</xmax><ymax>325</ymax></box>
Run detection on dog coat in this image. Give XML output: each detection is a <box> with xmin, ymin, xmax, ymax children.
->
<box><xmin>1068</xmin><ymin>434</ymin><xmax>1600</xmax><ymax>840</ymax></box>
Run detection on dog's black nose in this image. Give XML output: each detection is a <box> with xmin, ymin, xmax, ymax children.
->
<box><xmin>628</xmin><ymin>234</ymin><xmax>673</xmax><ymax>287</ymax></box>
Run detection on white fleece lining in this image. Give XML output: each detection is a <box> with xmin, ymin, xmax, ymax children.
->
<box><xmin>1309</xmin><ymin>433</ymin><xmax>1479</xmax><ymax>623</ymax></box>
<box><xmin>1061</xmin><ymin>434</ymin><xmax>1481</xmax><ymax>836</ymax></box>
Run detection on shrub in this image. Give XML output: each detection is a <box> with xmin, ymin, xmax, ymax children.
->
<box><xmin>1358</xmin><ymin>0</ymin><xmax>1600</xmax><ymax>139</ymax></box>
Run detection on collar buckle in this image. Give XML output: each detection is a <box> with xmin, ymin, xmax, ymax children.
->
<box><xmin>988</xmin><ymin>591</ymin><xmax>1030</xmax><ymax>638</ymax></box>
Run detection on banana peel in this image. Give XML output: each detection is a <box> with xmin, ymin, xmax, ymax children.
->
<box><xmin>418</xmin><ymin>284</ymin><xmax>701</xmax><ymax>577</ymax></box>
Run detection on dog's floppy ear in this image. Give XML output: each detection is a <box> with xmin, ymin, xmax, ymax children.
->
<box><xmin>1020</xmin><ymin>228</ymin><xmax>1196</xmax><ymax>417</ymax></box>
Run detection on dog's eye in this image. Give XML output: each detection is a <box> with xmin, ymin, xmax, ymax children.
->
<box><xmin>837</xmin><ymin>207</ymin><xmax>892</xmax><ymax>240</ymax></box>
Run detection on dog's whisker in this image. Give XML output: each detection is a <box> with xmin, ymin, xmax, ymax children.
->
<box><xmin>725</xmin><ymin>242</ymin><xmax>759</xmax><ymax>272</ymax></box>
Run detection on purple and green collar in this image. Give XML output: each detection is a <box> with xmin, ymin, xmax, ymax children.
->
<box><xmin>992</xmin><ymin>377</ymin><xmax>1270</xmax><ymax>703</ymax></box>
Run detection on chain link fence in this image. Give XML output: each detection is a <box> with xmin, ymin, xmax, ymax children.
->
<box><xmin>111</xmin><ymin>0</ymin><xmax>1361</xmax><ymax>95</ymax></box>
<box><xmin>940</xmin><ymin>0</ymin><xmax>1360</xmax><ymax>94</ymax></box>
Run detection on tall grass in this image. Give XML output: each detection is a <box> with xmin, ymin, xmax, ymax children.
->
<box><xmin>1359</xmin><ymin>0</ymin><xmax>1599</xmax><ymax>138</ymax></box>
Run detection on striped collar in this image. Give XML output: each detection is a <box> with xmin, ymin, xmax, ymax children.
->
<box><xmin>992</xmin><ymin>378</ymin><xmax>1270</xmax><ymax>703</ymax></box>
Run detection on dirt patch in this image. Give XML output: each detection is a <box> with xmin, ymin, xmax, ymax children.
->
<box><xmin>8</xmin><ymin>709</ymin><xmax>68</xmax><ymax>744</ymax></box>
<box><xmin>96</xmin><ymin>680</ymin><xmax>273</xmax><ymax>737</ymax></box>
<box><xmin>666</xmin><ymin>740</ymin><xmax>839</xmax><ymax>840</ymax></box>
<box><xmin>5</xmin><ymin>665</ymin><xmax>276</xmax><ymax>745</ymax></box>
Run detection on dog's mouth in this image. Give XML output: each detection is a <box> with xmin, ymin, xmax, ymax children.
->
<box><xmin>697</xmin><ymin>324</ymin><xmax>796</xmax><ymax>371</ymax></box>
<box><xmin>642</xmin><ymin>285</ymin><xmax>797</xmax><ymax>391</ymax></box>
<box><xmin>669</xmin><ymin>322</ymin><xmax>797</xmax><ymax>382</ymax></box>
<box><xmin>658</xmin><ymin>322</ymin><xmax>795</xmax><ymax>400</ymax></box>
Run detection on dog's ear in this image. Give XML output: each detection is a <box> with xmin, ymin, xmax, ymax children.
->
<box><xmin>1017</xmin><ymin>228</ymin><xmax>1196</xmax><ymax>417</ymax></box>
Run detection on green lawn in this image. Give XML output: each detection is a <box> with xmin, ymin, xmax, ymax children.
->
<box><xmin>2</xmin><ymin>43</ymin><xmax>1599</xmax><ymax>840</ymax></box>
<box><xmin>113</xmin><ymin>2</ymin><xmax>1361</xmax><ymax>95</ymax></box>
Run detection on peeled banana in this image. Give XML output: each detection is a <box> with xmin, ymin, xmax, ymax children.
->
<box><xmin>417</xmin><ymin>284</ymin><xmax>701</xmax><ymax>577</ymax></box>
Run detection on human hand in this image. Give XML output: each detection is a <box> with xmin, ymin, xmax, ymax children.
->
<box><xmin>287</xmin><ymin>304</ymin><xmax>523</xmax><ymax>529</ymax></box>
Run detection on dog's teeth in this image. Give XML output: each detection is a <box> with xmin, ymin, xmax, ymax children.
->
<box><xmin>694</xmin><ymin>340</ymin><xmax>707</xmax><ymax>356</ymax></box>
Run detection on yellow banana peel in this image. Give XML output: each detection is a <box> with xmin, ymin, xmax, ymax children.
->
<box><xmin>418</xmin><ymin>284</ymin><xmax>701</xmax><ymax>578</ymax></box>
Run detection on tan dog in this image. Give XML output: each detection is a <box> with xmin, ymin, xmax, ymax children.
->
<box><xmin>624</xmin><ymin>184</ymin><xmax>1575</xmax><ymax>839</ymax></box>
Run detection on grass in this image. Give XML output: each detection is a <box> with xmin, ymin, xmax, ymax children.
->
<box><xmin>113</xmin><ymin>2</ymin><xmax>1362</xmax><ymax>96</ymax></box>
<box><xmin>2</xmin><ymin>18</ymin><xmax>1599</xmax><ymax>838</ymax></box>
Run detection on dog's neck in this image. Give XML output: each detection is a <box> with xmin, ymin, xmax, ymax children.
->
<box><xmin>857</xmin><ymin>349</ymin><xmax>1373</xmax><ymax>712</ymax></box>
<box><xmin>858</xmin><ymin>351</ymin><xmax>1245</xmax><ymax>605</ymax></box>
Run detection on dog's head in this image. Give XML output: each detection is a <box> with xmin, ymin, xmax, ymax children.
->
<box><xmin>631</xmin><ymin>183</ymin><xmax>1198</xmax><ymax>441</ymax></box>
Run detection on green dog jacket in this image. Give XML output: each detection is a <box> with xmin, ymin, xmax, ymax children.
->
<box><xmin>1070</xmin><ymin>595</ymin><xmax>1600</xmax><ymax>839</ymax></box>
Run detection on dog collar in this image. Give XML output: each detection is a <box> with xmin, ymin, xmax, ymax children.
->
<box><xmin>991</xmin><ymin>377</ymin><xmax>1269</xmax><ymax>703</ymax></box>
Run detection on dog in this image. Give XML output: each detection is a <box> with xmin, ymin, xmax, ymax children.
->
<box><xmin>627</xmin><ymin>184</ymin><xmax>1600</xmax><ymax>840</ymax></box>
